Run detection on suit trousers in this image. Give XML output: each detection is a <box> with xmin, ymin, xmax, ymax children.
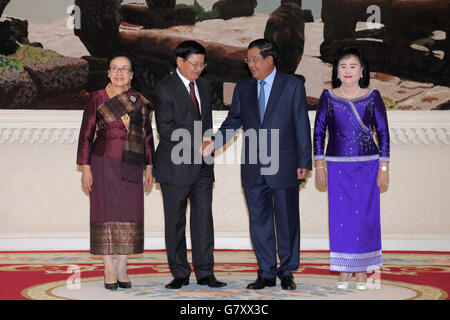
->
<box><xmin>244</xmin><ymin>175</ymin><xmax>300</xmax><ymax>281</ymax></box>
<box><xmin>160</xmin><ymin>164</ymin><xmax>215</xmax><ymax>280</ymax></box>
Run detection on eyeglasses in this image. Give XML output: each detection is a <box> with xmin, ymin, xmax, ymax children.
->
<box><xmin>109</xmin><ymin>65</ymin><xmax>132</xmax><ymax>74</ymax></box>
<box><xmin>244</xmin><ymin>56</ymin><xmax>265</xmax><ymax>64</ymax></box>
<box><xmin>184</xmin><ymin>59</ymin><xmax>207</xmax><ymax>69</ymax></box>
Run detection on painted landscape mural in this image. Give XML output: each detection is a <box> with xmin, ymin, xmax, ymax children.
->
<box><xmin>0</xmin><ymin>0</ymin><xmax>449</xmax><ymax>110</ymax></box>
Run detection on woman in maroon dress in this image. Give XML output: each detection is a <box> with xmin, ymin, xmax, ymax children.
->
<box><xmin>77</xmin><ymin>53</ymin><xmax>154</xmax><ymax>290</ymax></box>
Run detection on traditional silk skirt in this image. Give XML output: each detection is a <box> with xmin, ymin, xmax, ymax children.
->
<box><xmin>327</xmin><ymin>160</ymin><xmax>382</xmax><ymax>273</ymax></box>
<box><xmin>89</xmin><ymin>155</ymin><xmax>144</xmax><ymax>255</ymax></box>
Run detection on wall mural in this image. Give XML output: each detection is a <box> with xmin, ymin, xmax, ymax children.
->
<box><xmin>0</xmin><ymin>0</ymin><xmax>449</xmax><ymax>111</ymax></box>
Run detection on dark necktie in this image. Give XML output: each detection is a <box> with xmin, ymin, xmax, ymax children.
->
<box><xmin>258</xmin><ymin>80</ymin><xmax>266</xmax><ymax>123</ymax></box>
<box><xmin>189</xmin><ymin>81</ymin><xmax>201</xmax><ymax>119</ymax></box>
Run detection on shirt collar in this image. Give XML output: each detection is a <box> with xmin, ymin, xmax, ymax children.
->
<box><xmin>259</xmin><ymin>67</ymin><xmax>277</xmax><ymax>86</ymax></box>
<box><xmin>176</xmin><ymin>68</ymin><xmax>193</xmax><ymax>88</ymax></box>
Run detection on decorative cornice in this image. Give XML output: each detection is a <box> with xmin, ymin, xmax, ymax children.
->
<box><xmin>0</xmin><ymin>127</ymin><xmax>80</xmax><ymax>144</ymax></box>
<box><xmin>1</xmin><ymin>110</ymin><xmax>450</xmax><ymax>145</ymax></box>
<box><xmin>390</xmin><ymin>127</ymin><xmax>450</xmax><ymax>145</ymax></box>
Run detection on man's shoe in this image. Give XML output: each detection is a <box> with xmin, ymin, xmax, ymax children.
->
<box><xmin>197</xmin><ymin>275</ymin><xmax>227</xmax><ymax>287</ymax></box>
<box><xmin>280</xmin><ymin>276</ymin><xmax>296</xmax><ymax>290</ymax></box>
<box><xmin>165</xmin><ymin>277</ymin><xmax>189</xmax><ymax>289</ymax></box>
<box><xmin>247</xmin><ymin>276</ymin><xmax>276</xmax><ymax>290</ymax></box>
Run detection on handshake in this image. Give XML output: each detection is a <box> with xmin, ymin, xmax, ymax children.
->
<box><xmin>200</xmin><ymin>137</ymin><xmax>215</xmax><ymax>156</ymax></box>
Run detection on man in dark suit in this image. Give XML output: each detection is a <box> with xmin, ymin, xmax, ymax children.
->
<box><xmin>203</xmin><ymin>39</ymin><xmax>312</xmax><ymax>290</ymax></box>
<box><xmin>153</xmin><ymin>41</ymin><xmax>226</xmax><ymax>289</ymax></box>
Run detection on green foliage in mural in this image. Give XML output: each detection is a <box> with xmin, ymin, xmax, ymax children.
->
<box><xmin>382</xmin><ymin>95</ymin><xmax>396</xmax><ymax>110</ymax></box>
<box><xmin>0</xmin><ymin>55</ymin><xmax>23</xmax><ymax>72</ymax></box>
<box><xmin>0</xmin><ymin>45</ymin><xmax>62</xmax><ymax>73</ymax></box>
<box><xmin>191</xmin><ymin>0</ymin><xmax>219</xmax><ymax>21</ymax></box>
<box><xmin>14</xmin><ymin>45</ymin><xmax>60</xmax><ymax>63</ymax></box>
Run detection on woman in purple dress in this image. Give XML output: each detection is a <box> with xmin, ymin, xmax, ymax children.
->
<box><xmin>313</xmin><ymin>47</ymin><xmax>390</xmax><ymax>290</ymax></box>
<box><xmin>77</xmin><ymin>53</ymin><xmax>154</xmax><ymax>290</ymax></box>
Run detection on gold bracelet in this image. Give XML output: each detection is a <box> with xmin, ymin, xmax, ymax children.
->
<box><xmin>315</xmin><ymin>166</ymin><xmax>325</xmax><ymax>169</ymax></box>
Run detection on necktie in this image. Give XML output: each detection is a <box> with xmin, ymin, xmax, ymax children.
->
<box><xmin>258</xmin><ymin>80</ymin><xmax>266</xmax><ymax>123</ymax></box>
<box><xmin>189</xmin><ymin>81</ymin><xmax>201</xmax><ymax>119</ymax></box>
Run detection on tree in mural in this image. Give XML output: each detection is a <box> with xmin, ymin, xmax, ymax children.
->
<box><xmin>74</xmin><ymin>0</ymin><xmax>123</xmax><ymax>57</ymax></box>
<box><xmin>0</xmin><ymin>0</ymin><xmax>29</xmax><ymax>56</ymax></box>
<box><xmin>265</xmin><ymin>0</ymin><xmax>305</xmax><ymax>75</ymax></box>
<box><xmin>0</xmin><ymin>0</ymin><xmax>11</xmax><ymax>17</ymax></box>
<box><xmin>320</xmin><ymin>0</ymin><xmax>450</xmax><ymax>86</ymax></box>
<box><xmin>0</xmin><ymin>0</ymin><xmax>89</xmax><ymax>109</ymax></box>
<box><xmin>145</xmin><ymin>0</ymin><xmax>175</xmax><ymax>9</ymax></box>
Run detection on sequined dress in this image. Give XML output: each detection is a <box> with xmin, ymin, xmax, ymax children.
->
<box><xmin>313</xmin><ymin>89</ymin><xmax>390</xmax><ymax>272</ymax></box>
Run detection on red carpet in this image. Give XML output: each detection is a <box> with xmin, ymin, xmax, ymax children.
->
<box><xmin>0</xmin><ymin>250</ymin><xmax>448</xmax><ymax>300</ymax></box>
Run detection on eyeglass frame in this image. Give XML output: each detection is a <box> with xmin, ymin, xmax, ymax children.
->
<box><xmin>244</xmin><ymin>56</ymin><xmax>266</xmax><ymax>64</ymax></box>
<box><xmin>109</xmin><ymin>65</ymin><xmax>133</xmax><ymax>74</ymax></box>
<box><xmin>184</xmin><ymin>59</ymin><xmax>207</xmax><ymax>69</ymax></box>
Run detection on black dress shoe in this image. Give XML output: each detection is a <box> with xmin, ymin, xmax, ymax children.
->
<box><xmin>247</xmin><ymin>276</ymin><xmax>276</xmax><ymax>290</ymax></box>
<box><xmin>280</xmin><ymin>276</ymin><xmax>296</xmax><ymax>290</ymax></box>
<box><xmin>165</xmin><ymin>277</ymin><xmax>189</xmax><ymax>289</ymax></box>
<box><xmin>197</xmin><ymin>275</ymin><xmax>227</xmax><ymax>288</ymax></box>
<box><xmin>118</xmin><ymin>280</ymin><xmax>132</xmax><ymax>289</ymax></box>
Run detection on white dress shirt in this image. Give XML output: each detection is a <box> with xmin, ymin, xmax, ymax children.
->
<box><xmin>176</xmin><ymin>68</ymin><xmax>202</xmax><ymax>113</ymax></box>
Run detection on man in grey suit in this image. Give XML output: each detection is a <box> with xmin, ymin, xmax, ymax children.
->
<box><xmin>153</xmin><ymin>41</ymin><xmax>226</xmax><ymax>289</ymax></box>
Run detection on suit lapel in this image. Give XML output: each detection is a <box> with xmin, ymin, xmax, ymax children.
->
<box><xmin>196</xmin><ymin>79</ymin><xmax>209</xmax><ymax>123</ymax></box>
<box><xmin>172</xmin><ymin>72</ymin><xmax>200</xmax><ymax>120</ymax></box>
<box><xmin>248</xmin><ymin>78</ymin><xmax>261</xmax><ymax>126</ymax></box>
<box><xmin>262</xmin><ymin>71</ymin><xmax>282</xmax><ymax>124</ymax></box>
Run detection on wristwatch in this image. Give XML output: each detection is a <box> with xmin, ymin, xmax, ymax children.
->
<box><xmin>379</xmin><ymin>166</ymin><xmax>389</xmax><ymax>172</ymax></box>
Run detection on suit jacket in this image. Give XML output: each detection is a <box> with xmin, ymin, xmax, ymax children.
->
<box><xmin>215</xmin><ymin>71</ymin><xmax>312</xmax><ymax>189</ymax></box>
<box><xmin>153</xmin><ymin>72</ymin><xmax>214</xmax><ymax>186</ymax></box>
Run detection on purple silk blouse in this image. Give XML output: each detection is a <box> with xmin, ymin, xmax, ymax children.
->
<box><xmin>313</xmin><ymin>89</ymin><xmax>390</xmax><ymax>162</ymax></box>
<box><xmin>77</xmin><ymin>89</ymin><xmax>154</xmax><ymax>165</ymax></box>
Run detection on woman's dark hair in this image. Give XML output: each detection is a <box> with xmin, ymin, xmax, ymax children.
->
<box><xmin>175</xmin><ymin>40</ymin><xmax>206</xmax><ymax>60</ymax></box>
<box><xmin>108</xmin><ymin>52</ymin><xmax>134</xmax><ymax>72</ymax></box>
<box><xmin>331</xmin><ymin>47</ymin><xmax>370</xmax><ymax>88</ymax></box>
<box><xmin>248</xmin><ymin>38</ymin><xmax>277</xmax><ymax>63</ymax></box>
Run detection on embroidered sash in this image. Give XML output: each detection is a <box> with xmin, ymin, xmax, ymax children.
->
<box><xmin>97</xmin><ymin>87</ymin><xmax>150</xmax><ymax>183</ymax></box>
<box><xmin>105</xmin><ymin>83</ymin><xmax>131</xmax><ymax>130</ymax></box>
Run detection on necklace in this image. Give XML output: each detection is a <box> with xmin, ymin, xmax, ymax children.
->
<box><xmin>339</xmin><ymin>86</ymin><xmax>360</xmax><ymax>99</ymax></box>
